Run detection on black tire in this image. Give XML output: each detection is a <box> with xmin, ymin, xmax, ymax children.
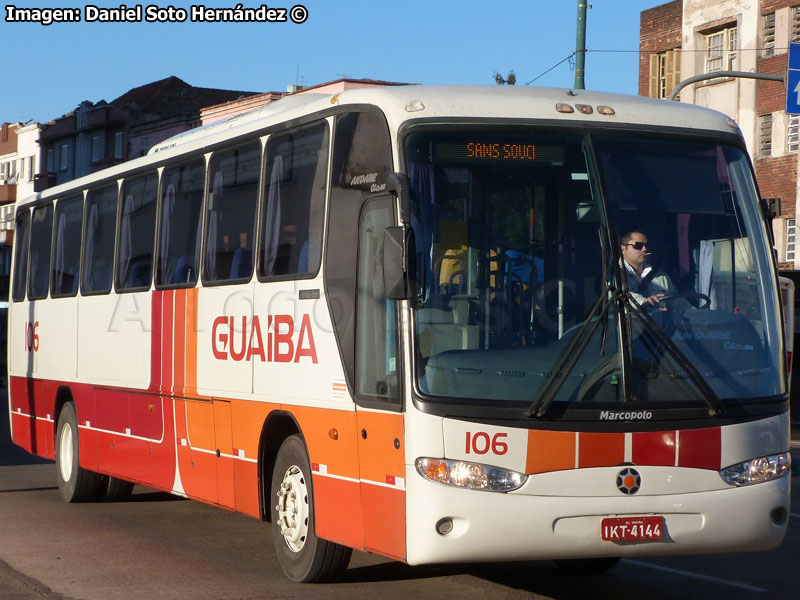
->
<box><xmin>554</xmin><ymin>557</ymin><xmax>621</xmax><ymax>573</ymax></box>
<box><xmin>105</xmin><ymin>476</ymin><xmax>135</xmax><ymax>500</ymax></box>
<box><xmin>55</xmin><ymin>403</ymin><xmax>104</xmax><ymax>502</ymax></box>
<box><xmin>270</xmin><ymin>434</ymin><xmax>351</xmax><ymax>582</ymax></box>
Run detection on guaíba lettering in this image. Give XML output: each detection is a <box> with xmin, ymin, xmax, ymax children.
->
<box><xmin>212</xmin><ymin>313</ymin><xmax>318</xmax><ymax>363</ymax></box>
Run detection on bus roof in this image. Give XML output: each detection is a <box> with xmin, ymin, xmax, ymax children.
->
<box><xmin>18</xmin><ymin>85</ymin><xmax>741</xmax><ymax>208</ymax></box>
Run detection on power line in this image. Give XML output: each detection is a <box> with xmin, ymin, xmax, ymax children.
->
<box><xmin>525</xmin><ymin>53</ymin><xmax>576</xmax><ymax>86</ymax></box>
<box><xmin>523</xmin><ymin>46</ymin><xmax>793</xmax><ymax>85</ymax></box>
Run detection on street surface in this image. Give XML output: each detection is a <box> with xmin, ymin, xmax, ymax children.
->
<box><xmin>2</xmin><ymin>400</ymin><xmax>799</xmax><ymax>599</ymax></box>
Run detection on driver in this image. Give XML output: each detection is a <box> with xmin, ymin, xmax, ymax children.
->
<box><xmin>620</xmin><ymin>229</ymin><xmax>677</xmax><ymax>308</ymax></box>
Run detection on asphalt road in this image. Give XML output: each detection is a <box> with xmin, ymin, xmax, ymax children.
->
<box><xmin>2</xmin><ymin>402</ymin><xmax>799</xmax><ymax>599</ymax></box>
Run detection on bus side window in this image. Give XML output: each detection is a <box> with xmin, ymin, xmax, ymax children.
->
<box><xmin>259</xmin><ymin>122</ymin><xmax>328</xmax><ymax>279</ymax></box>
<box><xmin>156</xmin><ymin>158</ymin><xmax>205</xmax><ymax>288</ymax></box>
<box><xmin>204</xmin><ymin>140</ymin><xmax>261</xmax><ymax>283</ymax></box>
<box><xmin>81</xmin><ymin>184</ymin><xmax>119</xmax><ymax>295</ymax></box>
<box><xmin>28</xmin><ymin>204</ymin><xmax>54</xmax><ymax>300</ymax></box>
<box><xmin>11</xmin><ymin>211</ymin><xmax>31</xmax><ymax>302</ymax></box>
<box><xmin>51</xmin><ymin>195</ymin><xmax>83</xmax><ymax>297</ymax></box>
<box><xmin>325</xmin><ymin>110</ymin><xmax>393</xmax><ymax>397</ymax></box>
<box><xmin>117</xmin><ymin>171</ymin><xmax>158</xmax><ymax>291</ymax></box>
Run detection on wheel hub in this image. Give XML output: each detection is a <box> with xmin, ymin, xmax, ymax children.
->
<box><xmin>275</xmin><ymin>465</ymin><xmax>309</xmax><ymax>552</ymax></box>
<box><xmin>59</xmin><ymin>422</ymin><xmax>74</xmax><ymax>482</ymax></box>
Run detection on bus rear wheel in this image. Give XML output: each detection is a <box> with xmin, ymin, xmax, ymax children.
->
<box><xmin>269</xmin><ymin>434</ymin><xmax>351</xmax><ymax>582</ymax></box>
<box><xmin>55</xmin><ymin>403</ymin><xmax>104</xmax><ymax>502</ymax></box>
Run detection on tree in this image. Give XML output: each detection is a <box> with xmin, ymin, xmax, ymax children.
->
<box><xmin>494</xmin><ymin>70</ymin><xmax>517</xmax><ymax>85</ymax></box>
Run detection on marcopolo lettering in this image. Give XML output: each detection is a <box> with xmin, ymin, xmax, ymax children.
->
<box><xmin>599</xmin><ymin>410</ymin><xmax>653</xmax><ymax>421</ymax></box>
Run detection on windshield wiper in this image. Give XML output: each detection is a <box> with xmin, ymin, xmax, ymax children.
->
<box><xmin>623</xmin><ymin>295</ymin><xmax>726</xmax><ymax>417</ymax></box>
<box><xmin>526</xmin><ymin>284</ymin><xmax>619</xmax><ymax>418</ymax></box>
<box><xmin>527</xmin><ymin>288</ymin><xmax>726</xmax><ymax>419</ymax></box>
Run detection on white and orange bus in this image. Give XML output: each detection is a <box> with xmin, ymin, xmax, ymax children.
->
<box><xmin>8</xmin><ymin>86</ymin><xmax>792</xmax><ymax>581</ymax></box>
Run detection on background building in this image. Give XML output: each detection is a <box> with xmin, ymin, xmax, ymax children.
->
<box><xmin>36</xmin><ymin>76</ymin><xmax>257</xmax><ymax>191</ymax></box>
<box><xmin>640</xmin><ymin>0</ymin><xmax>800</xmax><ymax>270</ymax></box>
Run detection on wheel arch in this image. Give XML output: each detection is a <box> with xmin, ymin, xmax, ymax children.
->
<box><xmin>258</xmin><ymin>410</ymin><xmax>305</xmax><ymax>522</ymax></box>
<box><xmin>53</xmin><ymin>385</ymin><xmax>75</xmax><ymax>438</ymax></box>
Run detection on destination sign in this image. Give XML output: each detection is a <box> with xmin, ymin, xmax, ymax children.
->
<box><xmin>432</xmin><ymin>142</ymin><xmax>564</xmax><ymax>163</ymax></box>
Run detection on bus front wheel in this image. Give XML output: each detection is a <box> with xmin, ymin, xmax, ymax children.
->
<box><xmin>55</xmin><ymin>403</ymin><xmax>104</xmax><ymax>502</ymax></box>
<box><xmin>269</xmin><ymin>434</ymin><xmax>351</xmax><ymax>582</ymax></box>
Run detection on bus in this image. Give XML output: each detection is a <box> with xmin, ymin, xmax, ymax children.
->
<box><xmin>7</xmin><ymin>85</ymin><xmax>791</xmax><ymax>582</ymax></box>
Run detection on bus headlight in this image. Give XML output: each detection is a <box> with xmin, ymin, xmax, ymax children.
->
<box><xmin>719</xmin><ymin>452</ymin><xmax>791</xmax><ymax>486</ymax></box>
<box><xmin>415</xmin><ymin>457</ymin><xmax>527</xmax><ymax>492</ymax></box>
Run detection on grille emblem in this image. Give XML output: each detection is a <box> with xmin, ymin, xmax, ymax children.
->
<box><xmin>616</xmin><ymin>467</ymin><xmax>641</xmax><ymax>495</ymax></box>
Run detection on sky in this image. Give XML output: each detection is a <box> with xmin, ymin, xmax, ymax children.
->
<box><xmin>1</xmin><ymin>0</ymin><xmax>667</xmax><ymax>124</ymax></box>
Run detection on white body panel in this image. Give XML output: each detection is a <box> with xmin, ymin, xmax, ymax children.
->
<box><xmin>77</xmin><ymin>294</ymin><xmax>150</xmax><ymax>387</ymax></box>
<box><xmin>404</xmin><ymin>472</ymin><xmax>787</xmax><ymax>564</ymax></box>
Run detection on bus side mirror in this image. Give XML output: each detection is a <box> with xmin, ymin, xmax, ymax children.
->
<box><xmin>383</xmin><ymin>226</ymin><xmax>416</xmax><ymax>300</ymax></box>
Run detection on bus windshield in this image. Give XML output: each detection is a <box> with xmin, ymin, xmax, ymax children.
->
<box><xmin>406</xmin><ymin>127</ymin><xmax>785</xmax><ymax>412</ymax></box>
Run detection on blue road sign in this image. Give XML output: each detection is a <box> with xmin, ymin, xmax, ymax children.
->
<box><xmin>787</xmin><ymin>42</ymin><xmax>800</xmax><ymax>115</ymax></box>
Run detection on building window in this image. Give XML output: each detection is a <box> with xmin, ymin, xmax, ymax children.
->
<box><xmin>59</xmin><ymin>143</ymin><xmax>69</xmax><ymax>171</ymax></box>
<box><xmin>27</xmin><ymin>156</ymin><xmax>34</xmax><ymax>182</ymax></box>
<box><xmin>763</xmin><ymin>12</ymin><xmax>775</xmax><ymax>57</ymax></box>
<box><xmin>139</xmin><ymin>137</ymin><xmax>150</xmax><ymax>157</ymax></box>
<box><xmin>787</xmin><ymin>218</ymin><xmax>796</xmax><ymax>262</ymax></box>
<box><xmin>793</xmin><ymin>6</ymin><xmax>800</xmax><ymax>42</ymax></box>
<box><xmin>705</xmin><ymin>25</ymin><xmax>737</xmax><ymax>73</ymax></box>
<box><xmin>789</xmin><ymin>114</ymin><xmax>800</xmax><ymax>153</ymax></box>
<box><xmin>46</xmin><ymin>148</ymin><xmax>54</xmax><ymax>172</ymax></box>
<box><xmin>649</xmin><ymin>49</ymin><xmax>681</xmax><ymax>99</ymax></box>
<box><xmin>113</xmin><ymin>132</ymin><xmax>123</xmax><ymax>159</ymax></box>
<box><xmin>90</xmin><ymin>135</ymin><xmax>103</xmax><ymax>162</ymax></box>
<box><xmin>760</xmin><ymin>114</ymin><xmax>773</xmax><ymax>157</ymax></box>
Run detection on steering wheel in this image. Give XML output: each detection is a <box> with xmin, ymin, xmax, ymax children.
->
<box><xmin>657</xmin><ymin>291</ymin><xmax>711</xmax><ymax>310</ymax></box>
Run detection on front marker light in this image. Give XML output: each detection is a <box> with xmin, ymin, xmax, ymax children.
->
<box><xmin>416</xmin><ymin>457</ymin><xmax>527</xmax><ymax>492</ymax></box>
<box><xmin>719</xmin><ymin>452</ymin><xmax>791</xmax><ymax>486</ymax></box>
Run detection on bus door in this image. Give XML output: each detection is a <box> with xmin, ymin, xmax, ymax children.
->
<box><xmin>354</xmin><ymin>196</ymin><xmax>406</xmax><ymax>560</ymax></box>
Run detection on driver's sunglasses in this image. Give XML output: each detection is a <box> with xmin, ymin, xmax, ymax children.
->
<box><xmin>624</xmin><ymin>241</ymin><xmax>648</xmax><ymax>250</ymax></box>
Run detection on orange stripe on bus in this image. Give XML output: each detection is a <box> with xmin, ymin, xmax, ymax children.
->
<box><xmin>632</xmin><ymin>431</ymin><xmax>676</xmax><ymax>466</ymax></box>
<box><xmin>356</xmin><ymin>411</ymin><xmax>405</xmax><ymax>484</ymax></box>
<box><xmin>173</xmin><ymin>288</ymin><xmax>186</xmax><ymax>396</ymax></box>
<box><xmin>526</xmin><ymin>430</ymin><xmax>576</xmax><ymax>474</ymax></box>
<box><xmin>361</xmin><ymin>484</ymin><xmax>406</xmax><ymax>561</ymax></box>
<box><xmin>313</xmin><ymin>475</ymin><xmax>365</xmax><ymax>551</ymax></box>
<box><xmin>161</xmin><ymin>290</ymin><xmax>174</xmax><ymax>395</ymax></box>
<box><xmin>578</xmin><ymin>432</ymin><xmax>625</xmax><ymax>468</ymax></box>
<box><xmin>183</xmin><ymin>288</ymin><xmax>198</xmax><ymax>396</ymax></box>
<box><xmin>291</xmin><ymin>405</ymin><xmax>360</xmax><ymax>479</ymax></box>
<box><xmin>678</xmin><ymin>427</ymin><xmax>721</xmax><ymax>470</ymax></box>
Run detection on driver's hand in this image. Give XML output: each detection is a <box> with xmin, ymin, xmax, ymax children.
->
<box><xmin>645</xmin><ymin>294</ymin><xmax>667</xmax><ymax>311</ymax></box>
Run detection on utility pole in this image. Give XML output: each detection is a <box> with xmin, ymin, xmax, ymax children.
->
<box><xmin>575</xmin><ymin>0</ymin><xmax>588</xmax><ymax>89</ymax></box>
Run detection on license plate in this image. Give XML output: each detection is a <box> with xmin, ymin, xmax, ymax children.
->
<box><xmin>601</xmin><ymin>516</ymin><xmax>664</xmax><ymax>542</ymax></box>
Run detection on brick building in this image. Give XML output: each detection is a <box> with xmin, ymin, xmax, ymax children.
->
<box><xmin>199</xmin><ymin>78</ymin><xmax>410</xmax><ymax>126</ymax></box>
<box><xmin>640</xmin><ymin>0</ymin><xmax>800</xmax><ymax>269</ymax></box>
<box><xmin>36</xmin><ymin>76</ymin><xmax>257</xmax><ymax>191</ymax></box>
